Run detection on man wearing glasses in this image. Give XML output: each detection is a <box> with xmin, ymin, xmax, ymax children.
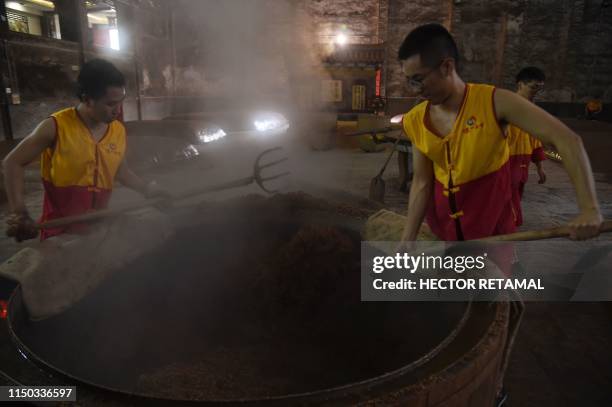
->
<box><xmin>397</xmin><ymin>24</ymin><xmax>601</xmax><ymax>407</ymax></box>
<box><xmin>507</xmin><ymin>67</ymin><xmax>547</xmax><ymax>226</ymax></box>
<box><xmin>398</xmin><ymin>24</ymin><xmax>601</xmax><ymax>243</ymax></box>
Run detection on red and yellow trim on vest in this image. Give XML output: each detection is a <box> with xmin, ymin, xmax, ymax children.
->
<box><xmin>40</xmin><ymin>107</ymin><xmax>126</xmax><ymax>239</ymax></box>
<box><xmin>403</xmin><ymin>83</ymin><xmax>516</xmax><ymax>241</ymax></box>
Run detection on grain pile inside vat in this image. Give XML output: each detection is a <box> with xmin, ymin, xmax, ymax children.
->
<box><xmin>135</xmin><ymin>193</ymin><xmax>377</xmax><ymax>399</ymax></box>
<box><xmin>10</xmin><ymin>193</ymin><xmax>468</xmax><ymax>402</ymax></box>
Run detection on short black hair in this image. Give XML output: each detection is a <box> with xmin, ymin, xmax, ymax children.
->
<box><xmin>76</xmin><ymin>59</ymin><xmax>125</xmax><ymax>101</ymax></box>
<box><xmin>516</xmin><ymin>66</ymin><xmax>545</xmax><ymax>83</ymax></box>
<box><xmin>398</xmin><ymin>24</ymin><xmax>459</xmax><ymax>69</ymax></box>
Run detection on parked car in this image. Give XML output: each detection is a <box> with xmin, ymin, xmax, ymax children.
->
<box><xmin>123</xmin><ymin>119</ymin><xmax>227</xmax><ymax>171</ymax></box>
<box><xmin>164</xmin><ymin>110</ymin><xmax>290</xmax><ymax>139</ymax></box>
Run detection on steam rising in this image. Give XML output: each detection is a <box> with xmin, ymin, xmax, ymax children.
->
<box><xmin>156</xmin><ymin>0</ymin><xmax>355</xmax><ymax>201</ymax></box>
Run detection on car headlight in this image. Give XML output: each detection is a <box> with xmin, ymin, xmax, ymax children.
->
<box><xmin>197</xmin><ymin>127</ymin><xmax>227</xmax><ymax>143</ymax></box>
<box><xmin>253</xmin><ymin>112</ymin><xmax>290</xmax><ymax>134</ymax></box>
<box><xmin>176</xmin><ymin>144</ymin><xmax>200</xmax><ymax>160</ymax></box>
<box><xmin>390</xmin><ymin>114</ymin><xmax>403</xmax><ymax>124</ymax></box>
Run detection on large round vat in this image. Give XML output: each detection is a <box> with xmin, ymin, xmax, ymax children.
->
<box><xmin>5</xmin><ymin>194</ymin><xmax>511</xmax><ymax>406</ymax></box>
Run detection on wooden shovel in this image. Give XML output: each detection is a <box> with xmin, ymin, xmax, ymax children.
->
<box><xmin>480</xmin><ymin>220</ymin><xmax>612</xmax><ymax>241</ymax></box>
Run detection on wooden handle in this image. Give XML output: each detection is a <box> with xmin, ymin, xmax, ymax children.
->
<box><xmin>345</xmin><ymin>127</ymin><xmax>394</xmax><ymax>137</ymax></box>
<box><xmin>39</xmin><ymin>175</ymin><xmax>255</xmax><ymax>230</ymax></box>
<box><xmin>481</xmin><ymin>220</ymin><xmax>612</xmax><ymax>242</ymax></box>
<box><xmin>377</xmin><ymin>137</ymin><xmax>401</xmax><ymax>177</ymax></box>
<box><xmin>38</xmin><ymin>196</ymin><xmax>168</xmax><ymax>229</ymax></box>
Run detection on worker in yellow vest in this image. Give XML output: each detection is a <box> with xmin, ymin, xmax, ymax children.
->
<box><xmin>507</xmin><ymin>67</ymin><xmax>547</xmax><ymax>226</ymax></box>
<box><xmin>398</xmin><ymin>24</ymin><xmax>601</xmax><ymax>242</ymax></box>
<box><xmin>3</xmin><ymin>59</ymin><xmax>167</xmax><ymax>242</ymax></box>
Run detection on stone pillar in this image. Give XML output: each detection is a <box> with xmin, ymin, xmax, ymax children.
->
<box><xmin>54</xmin><ymin>0</ymin><xmax>88</xmax><ymax>65</ymax></box>
<box><xmin>0</xmin><ymin>1</ymin><xmax>13</xmax><ymax>140</ymax></box>
<box><xmin>378</xmin><ymin>0</ymin><xmax>389</xmax><ymax>97</ymax></box>
<box><xmin>0</xmin><ymin>1</ymin><xmax>9</xmax><ymax>34</ymax></box>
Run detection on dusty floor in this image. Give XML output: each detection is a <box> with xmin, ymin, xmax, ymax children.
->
<box><xmin>0</xmin><ymin>119</ymin><xmax>611</xmax><ymax>405</ymax></box>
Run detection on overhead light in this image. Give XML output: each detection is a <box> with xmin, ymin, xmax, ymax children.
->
<box><xmin>28</xmin><ymin>0</ymin><xmax>55</xmax><ymax>9</ymax></box>
<box><xmin>5</xmin><ymin>2</ymin><xmax>20</xmax><ymax>10</ymax></box>
<box><xmin>335</xmin><ymin>32</ymin><xmax>348</xmax><ymax>46</ymax></box>
<box><xmin>109</xmin><ymin>28</ymin><xmax>120</xmax><ymax>50</ymax></box>
<box><xmin>87</xmin><ymin>13</ymin><xmax>108</xmax><ymax>25</ymax></box>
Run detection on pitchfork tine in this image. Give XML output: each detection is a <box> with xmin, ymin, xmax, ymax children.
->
<box><xmin>259</xmin><ymin>157</ymin><xmax>289</xmax><ymax>169</ymax></box>
<box><xmin>256</xmin><ymin>146</ymin><xmax>283</xmax><ymax>159</ymax></box>
<box><xmin>261</xmin><ymin>171</ymin><xmax>291</xmax><ymax>182</ymax></box>
<box><xmin>254</xmin><ymin>147</ymin><xmax>290</xmax><ymax>194</ymax></box>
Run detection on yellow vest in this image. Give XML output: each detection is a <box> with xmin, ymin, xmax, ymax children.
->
<box><xmin>507</xmin><ymin>125</ymin><xmax>542</xmax><ymax>157</ymax></box>
<box><xmin>402</xmin><ymin>83</ymin><xmax>515</xmax><ymax>240</ymax></box>
<box><xmin>40</xmin><ymin>107</ymin><xmax>126</xmax><ymax>239</ymax></box>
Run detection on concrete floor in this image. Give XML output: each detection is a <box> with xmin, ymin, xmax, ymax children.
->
<box><xmin>0</xmin><ymin>119</ymin><xmax>611</xmax><ymax>405</ymax></box>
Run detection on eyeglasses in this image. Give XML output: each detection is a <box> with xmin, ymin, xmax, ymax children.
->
<box><xmin>527</xmin><ymin>81</ymin><xmax>544</xmax><ymax>91</ymax></box>
<box><xmin>406</xmin><ymin>61</ymin><xmax>443</xmax><ymax>90</ymax></box>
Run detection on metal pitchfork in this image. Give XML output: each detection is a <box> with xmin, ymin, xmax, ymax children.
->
<box><xmin>39</xmin><ymin>147</ymin><xmax>290</xmax><ymax>230</ymax></box>
<box><xmin>175</xmin><ymin>146</ymin><xmax>290</xmax><ymax>197</ymax></box>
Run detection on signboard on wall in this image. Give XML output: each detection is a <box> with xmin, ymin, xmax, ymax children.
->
<box><xmin>7</xmin><ymin>10</ymin><xmax>30</xmax><ymax>34</ymax></box>
<box><xmin>321</xmin><ymin>79</ymin><xmax>342</xmax><ymax>103</ymax></box>
<box><xmin>352</xmin><ymin>85</ymin><xmax>366</xmax><ymax>111</ymax></box>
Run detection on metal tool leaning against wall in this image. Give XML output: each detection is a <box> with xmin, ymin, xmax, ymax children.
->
<box><xmin>2</xmin><ymin>58</ymin><xmax>172</xmax><ymax>243</ymax></box>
